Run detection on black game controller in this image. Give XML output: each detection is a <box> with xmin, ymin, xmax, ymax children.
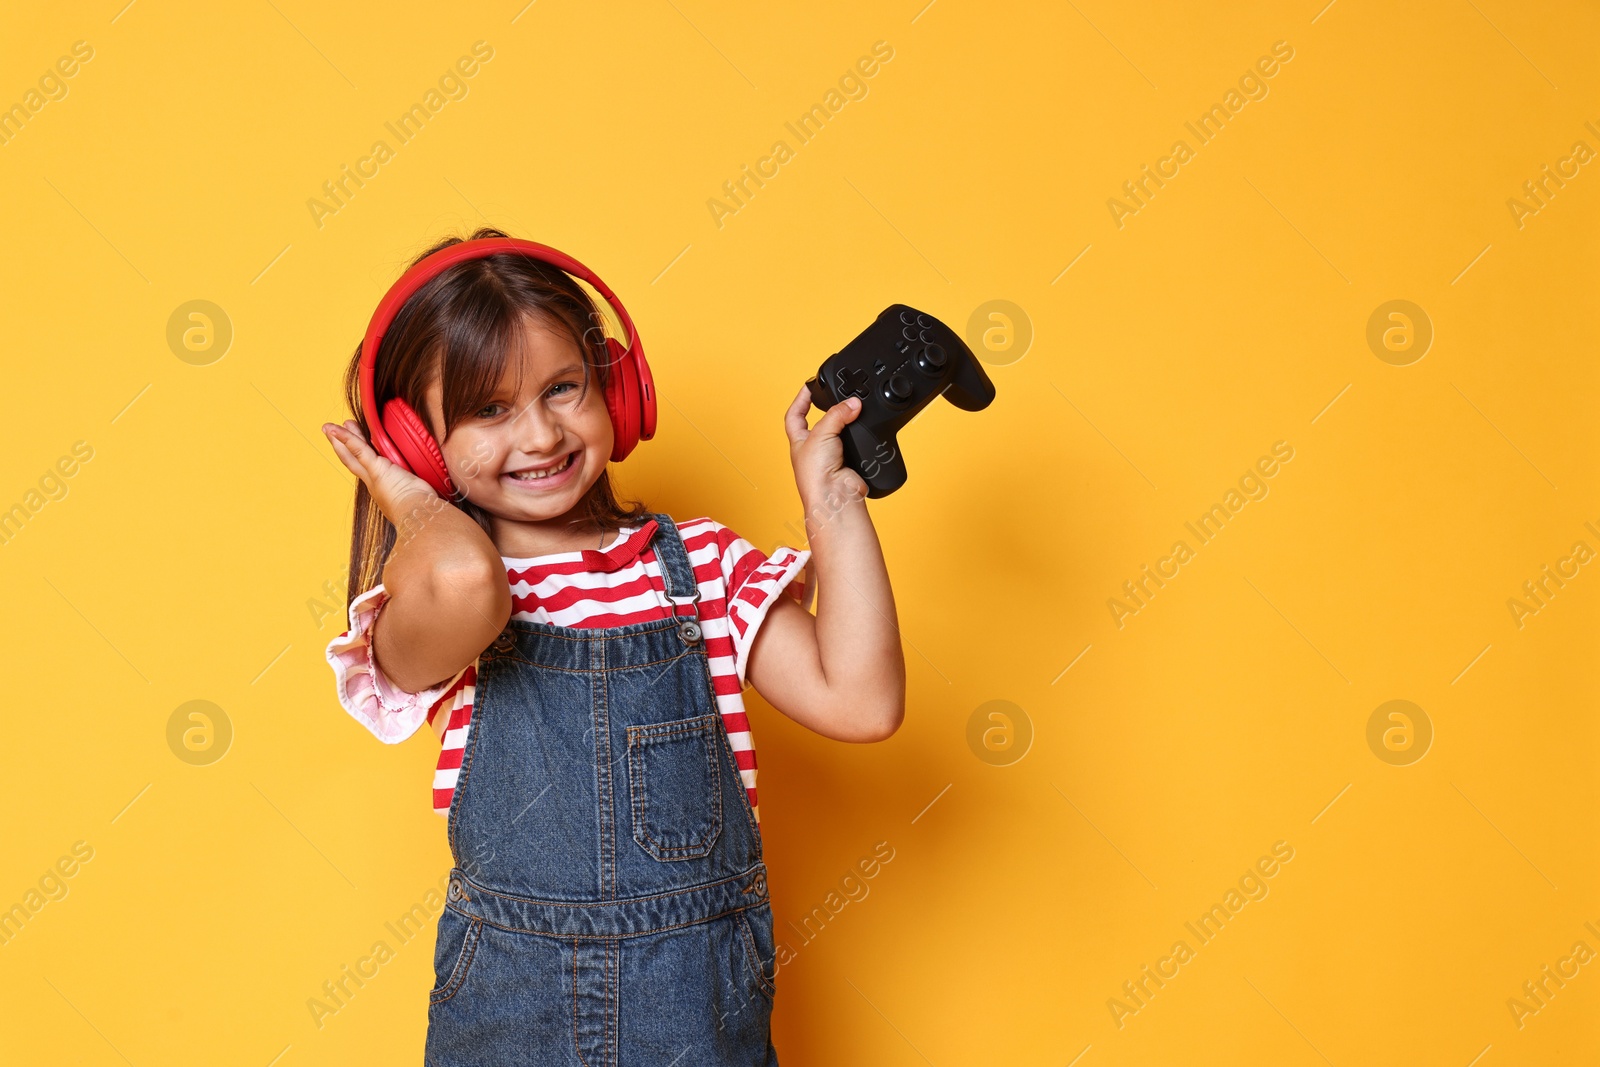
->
<box><xmin>804</xmin><ymin>304</ymin><xmax>997</xmax><ymax>498</ymax></box>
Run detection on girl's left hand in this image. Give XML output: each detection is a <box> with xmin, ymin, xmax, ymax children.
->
<box><xmin>784</xmin><ymin>385</ymin><xmax>869</xmax><ymax>506</ymax></box>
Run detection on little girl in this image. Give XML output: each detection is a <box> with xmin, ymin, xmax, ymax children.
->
<box><xmin>320</xmin><ymin>227</ymin><xmax>905</xmax><ymax>1065</ymax></box>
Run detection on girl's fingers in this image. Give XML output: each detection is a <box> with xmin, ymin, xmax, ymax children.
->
<box><xmin>340</xmin><ymin>420</ymin><xmax>371</xmax><ymax>458</ymax></box>
<box><xmin>324</xmin><ymin>434</ymin><xmax>353</xmax><ymax>472</ymax></box>
<box><xmin>323</xmin><ymin>421</ymin><xmax>442</xmax><ymax>523</ymax></box>
<box><xmin>814</xmin><ymin>396</ymin><xmax>861</xmax><ymax>438</ymax></box>
<box><xmin>783</xmin><ymin>385</ymin><xmax>814</xmax><ymax>446</ymax></box>
<box><xmin>322</xmin><ymin>425</ymin><xmax>359</xmax><ymax>472</ymax></box>
<box><xmin>323</xmin><ymin>423</ymin><xmax>378</xmax><ymax>484</ymax></box>
<box><xmin>785</xmin><ymin>386</ymin><xmax>862</xmax><ymax>448</ymax></box>
<box><xmin>342</xmin><ymin>422</ymin><xmax>385</xmax><ymax>470</ymax></box>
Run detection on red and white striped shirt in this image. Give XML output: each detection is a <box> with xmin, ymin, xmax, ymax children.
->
<box><xmin>325</xmin><ymin>516</ymin><xmax>811</xmax><ymax>826</ymax></box>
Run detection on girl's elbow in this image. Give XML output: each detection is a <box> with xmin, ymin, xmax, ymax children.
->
<box><xmin>863</xmin><ymin>696</ymin><xmax>904</xmax><ymax>742</ymax></box>
<box><xmin>878</xmin><ymin>669</ymin><xmax>907</xmax><ymax>739</ymax></box>
<box><xmin>819</xmin><ymin>675</ymin><xmax>904</xmax><ymax>742</ymax></box>
<box><xmin>871</xmin><ymin>656</ymin><xmax>906</xmax><ymax>741</ymax></box>
<box><xmin>441</xmin><ymin>558</ymin><xmax>513</xmax><ymax>618</ymax></box>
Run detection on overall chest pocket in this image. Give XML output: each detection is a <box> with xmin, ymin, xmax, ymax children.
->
<box><xmin>626</xmin><ymin>713</ymin><xmax>723</xmax><ymax>861</ymax></box>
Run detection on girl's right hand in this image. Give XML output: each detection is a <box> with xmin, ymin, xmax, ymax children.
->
<box><xmin>321</xmin><ymin>420</ymin><xmax>444</xmax><ymax>532</ymax></box>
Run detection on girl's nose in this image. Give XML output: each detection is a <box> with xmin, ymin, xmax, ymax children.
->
<box><xmin>510</xmin><ymin>403</ymin><xmax>565</xmax><ymax>455</ymax></box>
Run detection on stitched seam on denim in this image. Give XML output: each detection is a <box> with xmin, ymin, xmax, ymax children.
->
<box><xmin>446</xmin><ymin>659</ymin><xmax>486</xmax><ymax>865</ymax></box>
<box><xmin>496</xmin><ymin>648</ymin><xmax>694</xmax><ymax>674</ymax></box>
<box><xmin>628</xmin><ymin>715</ymin><xmax>721</xmax><ymax>858</ymax></box>
<box><xmin>595</xmin><ymin>634</ymin><xmax>613</xmax><ymax>900</ymax></box>
<box><xmin>425</xmin><ymin>914</ymin><xmax>464</xmax><ymax>1002</ymax></box>
<box><xmin>429</xmin><ymin>917</ymin><xmax>482</xmax><ymax>1005</ymax></box>
<box><xmin>654</xmin><ymin>512</ymin><xmax>688</xmax><ymax>602</ymax></box>
<box><xmin>626</xmin><ymin>715</ymin><xmax>719</xmax><ymax>742</ymax></box>
<box><xmin>607</xmin><ymin>938</ymin><xmax>618</xmax><ymax>1065</ymax></box>
<box><xmin>572</xmin><ymin>938</ymin><xmax>591</xmax><ymax>1067</ymax></box>
<box><xmin>735</xmin><ymin>910</ymin><xmax>776</xmax><ymax>999</ymax></box>
<box><xmin>458</xmin><ymin>864</ymin><xmax>755</xmax><ymax>907</ymax></box>
<box><xmin>628</xmin><ymin>731</ymin><xmax>647</xmax><ymax>866</ymax></box>
<box><xmin>470</xmin><ymin>901</ymin><xmax>760</xmax><ymax>940</ymax></box>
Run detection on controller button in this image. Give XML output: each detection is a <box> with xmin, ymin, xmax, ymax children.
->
<box><xmin>916</xmin><ymin>313</ymin><xmax>934</xmax><ymax>329</ymax></box>
<box><xmin>834</xmin><ymin>366</ymin><xmax>870</xmax><ymax>397</ymax></box>
<box><xmin>919</xmin><ymin>343</ymin><xmax>947</xmax><ymax>372</ymax></box>
<box><xmin>899</xmin><ymin>310</ymin><xmax>916</xmax><ymax>325</ymax></box>
<box><xmin>919</xmin><ymin>328</ymin><xmax>936</xmax><ymax>344</ymax></box>
<box><xmin>894</xmin><ymin>338</ymin><xmax>912</xmax><ymax>355</ymax></box>
<box><xmin>902</xmin><ymin>325</ymin><xmax>918</xmax><ymax>342</ymax></box>
<box><xmin>882</xmin><ymin>373</ymin><xmax>914</xmax><ymax>404</ymax></box>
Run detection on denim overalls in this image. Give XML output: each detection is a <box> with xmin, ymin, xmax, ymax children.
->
<box><xmin>425</xmin><ymin>514</ymin><xmax>780</xmax><ymax>1066</ymax></box>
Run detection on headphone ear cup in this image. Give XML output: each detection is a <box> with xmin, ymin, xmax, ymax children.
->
<box><xmin>633</xmin><ymin>341</ymin><xmax>656</xmax><ymax>443</ymax></box>
<box><xmin>381</xmin><ymin>397</ymin><xmax>457</xmax><ymax>500</ymax></box>
<box><xmin>604</xmin><ymin>337</ymin><xmax>641</xmax><ymax>462</ymax></box>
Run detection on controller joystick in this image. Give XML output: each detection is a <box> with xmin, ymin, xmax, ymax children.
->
<box><xmin>803</xmin><ymin>304</ymin><xmax>997</xmax><ymax>498</ymax></box>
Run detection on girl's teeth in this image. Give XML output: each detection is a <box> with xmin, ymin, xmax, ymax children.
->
<box><xmin>511</xmin><ymin>453</ymin><xmax>573</xmax><ymax>480</ymax></box>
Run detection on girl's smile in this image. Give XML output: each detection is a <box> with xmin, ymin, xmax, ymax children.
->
<box><xmin>502</xmin><ymin>448</ymin><xmax>581</xmax><ymax>490</ymax></box>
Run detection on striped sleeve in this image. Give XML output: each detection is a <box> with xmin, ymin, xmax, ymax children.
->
<box><xmin>711</xmin><ymin>526</ymin><xmax>812</xmax><ymax>687</ymax></box>
<box><xmin>324</xmin><ymin>584</ymin><xmax>463</xmax><ymax>745</ymax></box>
<box><xmin>427</xmin><ymin>667</ymin><xmax>477</xmax><ymax>816</ymax></box>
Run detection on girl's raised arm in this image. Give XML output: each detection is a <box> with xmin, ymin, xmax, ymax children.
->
<box><xmin>323</xmin><ymin>420</ymin><xmax>511</xmax><ymax>694</ymax></box>
<box><xmin>743</xmin><ymin>388</ymin><xmax>907</xmax><ymax>743</ymax></box>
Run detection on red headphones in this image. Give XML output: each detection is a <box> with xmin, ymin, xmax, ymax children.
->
<box><xmin>358</xmin><ymin>237</ymin><xmax>657</xmax><ymax>501</ymax></box>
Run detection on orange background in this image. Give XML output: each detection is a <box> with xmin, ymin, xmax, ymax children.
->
<box><xmin>0</xmin><ymin>1</ymin><xmax>1596</xmax><ymax>1063</ymax></box>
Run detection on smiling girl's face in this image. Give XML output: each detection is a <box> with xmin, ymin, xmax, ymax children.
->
<box><xmin>423</xmin><ymin>313</ymin><xmax>615</xmax><ymax>556</ymax></box>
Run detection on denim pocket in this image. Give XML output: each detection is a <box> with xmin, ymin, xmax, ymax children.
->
<box><xmin>429</xmin><ymin>906</ymin><xmax>483</xmax><ymax>1005</ymax></box>
<box><xmin>626</xmin><ymin>713</ymin><xmax>723</xmax><ymax>861</ymax></box>
<box><xmin>734</xmin><ymin>902</ymin><xmax>777</xmax><ymax>1000</ymax></box>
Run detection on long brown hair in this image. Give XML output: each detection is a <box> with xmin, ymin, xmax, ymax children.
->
<box><xmin>339</xmin><ymin>227</ymin><xmax>651</xmax><ymax>606</ymax></box>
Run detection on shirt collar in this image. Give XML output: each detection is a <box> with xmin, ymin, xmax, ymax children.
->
<box><xmin>577</xmin><ymin>519</ymin><xmax>658</xmax><ymax>573</ymax></box>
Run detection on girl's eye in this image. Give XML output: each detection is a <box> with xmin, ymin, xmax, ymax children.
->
<box><xmin>476</xmin><ymin>384</ymin><xmax>577</xmax><ymax>418</ymax></box>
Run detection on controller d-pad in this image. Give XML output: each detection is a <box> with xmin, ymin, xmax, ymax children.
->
<box><xmin>834</xmin><ymin>366</ymin><xmax>870</xmax><ymax>399</ymax></box>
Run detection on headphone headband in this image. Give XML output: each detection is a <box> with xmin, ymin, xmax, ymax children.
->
<box><xmin>357</xmin><ymin>237</ymin><xmax>655</xmax><ymax>480</ymax></box>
